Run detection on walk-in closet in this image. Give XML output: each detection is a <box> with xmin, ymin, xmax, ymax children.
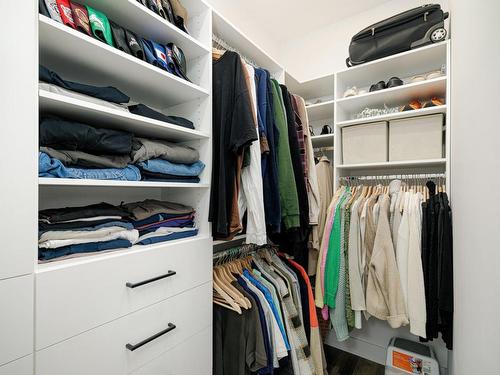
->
<box><xmin>0</xmin><ymin>1</ymin><xmax>498</xmax><ymax>375</ymax></box>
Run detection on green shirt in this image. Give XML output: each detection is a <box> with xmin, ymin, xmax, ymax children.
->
<box><xmin>324</xmin><ymin>189</ymin><xmax>349</xmax><ymax>307</ymax></box>
<box><xmin>271</xmin><ymin>80</ymin><xmax>299</xmax><ymax>229</ymax></box>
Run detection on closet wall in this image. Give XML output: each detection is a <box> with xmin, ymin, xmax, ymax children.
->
<box><xmin>450</xmin><ymin>1</ymin><xmax>500</xmax><ymax>374</ymax></box>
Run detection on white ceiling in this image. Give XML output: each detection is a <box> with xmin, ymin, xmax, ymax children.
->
<box><xmin>216</xmin><ymin>0</ymin><xmax>393</xmax><ymax>42</ymax></box>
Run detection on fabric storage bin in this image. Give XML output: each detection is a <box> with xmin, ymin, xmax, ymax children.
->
<box><xmin>389</xmin><ymin>114</ymin><xmax>444</xmax><ymax>161</ymax></box>
<box><xmin>342</xmin><ymin>121</ymin><xmax>388</xmax><ymax>164</ymax></box>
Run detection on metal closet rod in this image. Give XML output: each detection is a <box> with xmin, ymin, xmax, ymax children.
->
<box><xmin>212</xmin><ymin>33</ymin><xmax>259</xmax><ymax>68</ymax></box>
<box><xmin>339</xmin><ymin>173</ymin><xmax>446</xmax><ymax>184</ymax></box>
<box><xmin>213</xmin><ymin>243</ymin><xmax>272</xmax><ymax>263</ymax></box>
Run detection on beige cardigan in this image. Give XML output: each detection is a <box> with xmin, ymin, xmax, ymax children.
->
<box><xmin>366</xmin><ymin>194</ymin><xmax>409</xmax><ymax>328</ymax></box>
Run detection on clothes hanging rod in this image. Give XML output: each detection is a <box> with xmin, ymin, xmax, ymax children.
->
<box><xmin>213</xmin><ymin>234</ymin><xmax>248</xmax><ymax>254</ymax></box>
<box><xmin>212</xmin><ymin>33</ymin><xmax>258</xmax><ymax>68</ymax></box>
<box><xmin>314</xmin><ymin>146</ymin><xmax>334</xmax><ymax>151</ymax></box>
<box><xmin>339</xmin><ymin>173</ymin><xmax>446</xmax><ymax>181</ymax></box>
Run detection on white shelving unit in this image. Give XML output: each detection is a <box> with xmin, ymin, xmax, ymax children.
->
<box><xmin>0</xmin><ymin>1</ymin><xmax>213</xmax><ymax>373</ymax></box>
<box><xmin>310</xmin><ymin>134</ymin><xmax>335</xmax><ymax>148</ymax></box>
<box><xmin>330</xmin><ymin>40</ymin><xmax>451</xmax><ymax>370</ymax></box>
<box><xmin>39</xmin><ymin>15</ymin><xmax>210</xmax><ymax>107</ymax></box>
<box><xmin>286</xmin><ymin>74</ymin><xmax>335</xmax><ymax>157</ymax></box>
<box><xmin>306</xmin><ymin>99</ymin><xmax>335</xmax><ymax>123</ymax></box>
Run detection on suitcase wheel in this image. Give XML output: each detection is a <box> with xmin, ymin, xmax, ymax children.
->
<box><xmin>431</xmin><ymin>27</ymin><xmax>447</xmax><ymax>43</ymax></box>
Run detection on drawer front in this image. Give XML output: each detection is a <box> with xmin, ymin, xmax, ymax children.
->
<box><xmin>0</xmin><ymin>355</ymin><xmax>33</xmax><ymax>375</ymax></box>
<box><xmin>36</xmin><ymin>282</ymin><xmax>212</xmax><ymax>375</ymax></box>
<box><xmin>0</xmin><ymin>275</ymin><xmax>33</xmax><ymax>366</ymax></box>
<box><xmin>131</xmin><ymin>327</ymin><xmax>211</xmax><ymax>375</ymax></box>
<box><xmin>36</xmin><ymin>237</ymin><xmax>212</xmax><ymax>349</ymax></box>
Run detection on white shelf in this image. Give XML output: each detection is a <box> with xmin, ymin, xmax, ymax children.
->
<box><xmin>39</xmin><ymin>16</ymin><xmax>209</xmax><ymax>108</ymax></box>
<box><xmin>336</xmin><ymin>41</ymin><xmax>448</xmax><ymax>90</ymax></box>
<box><xmin>39</xmin><ymin>90</ymin><xmax>209</xmax><ymax>142</ymax></box>
<box><xmin>311</xmin><ymin>134</ymin><xmax>334</xmax><ymax>148</ymax></box>
<box><xmin>39</xmin><ymin>178</ymin><xmax>209</xmax><ymax>188</ymax></box>
<box><xmin>211</xmin><ymin>9</ymin><xmax>283</xmax><ymax>76</ymax></box>
<box><xmin>83</xmin><ymin>0</ymin><xmax>210</xmax><ymax>60</ymax></box>
<box><xmin>306</xmin><ymin>100</ymin><xmax>335</xmax><ymax>122</ymax></box>
<box><xmin>37</xmin><ymin>235</ymin><xmax>210</xmax><ymax>272</ymax></box>
<box><xmin>337</xmin><ymin>105</ymin><xmax>447</xmax><ymax>127</ymax></box>
<box><xmin>286</xmin><ymin>73</ymin><xmax>335</xmax><ymax>101</ymax></box>
<box><xmin>336</xmin><ymin>77</ymin><xmax>446</xmax><ymax>116</ymax></box>
<box><xmin>337</xmin><ymin>159</ymin><xmax>446</xmax><ymax>170</ymax></box>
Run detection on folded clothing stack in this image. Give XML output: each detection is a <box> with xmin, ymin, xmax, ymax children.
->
<box><xmin>38</xmin><ymin>199</ymin><xmax>198</xmax><ymax>262</ymax></box>
<box><xmin>40</xmin><ymin>65</ymin><xmax>195</xmax><ymax>130</ymax></box>
<box><xmin>39</xmin><ymin>202</ymin><xmax>137</xmax><ymax>261</ymax></box>
<box><xmin>122</xmin><ymin>199</ymin><xmax>198</xmax><ymax>245</ymax></box>
<box><xmin>39</xmin><ymin>1</ymin><xmax>191</xmax><ymax>82</ymax></box>
<box><xmin>39</xmin><ymin>116</ymin><xmax>205</xmax><ymax>182</ymax></box>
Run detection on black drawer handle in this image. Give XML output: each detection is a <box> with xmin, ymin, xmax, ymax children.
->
<box><xmin>126</xmin><ymin>270</ymin><xmax>176</xmax><ymax>289</ymax></box>
<box><xmin>126</xmin><ymin>323</ymin><xmax>176</xmax><ymax>351</ymax></box>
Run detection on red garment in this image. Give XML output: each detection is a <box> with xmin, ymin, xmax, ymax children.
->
<box><xmin>70</xmin><ymin>2</ymin><xmax>91</xmax><ymax>35</ymax></box>
<box><xmin>279</xmin><ymin>253</ymin><xmax>319</xmax><ymax>328</ymax></box>
<box><xmin>56</xmin><ymin>0</ymin><xmax>76</xmax><ymax>28</ymax></box>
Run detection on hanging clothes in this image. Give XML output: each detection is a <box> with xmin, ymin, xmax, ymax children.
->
<box><xmin>420</xmin><ymin>182</ymin><xmax>453</xmax><ymax>350</ymax></box>
<box><xmin>293</xmin><ymin>95</ymin><xmax>321</xmax><ymax>276</ymax></box>
<box><xmin>317</xmin><ymin>178</ymin><xmax>452</xmax><ymax>347</ymax></box>
<box><xmin>310</xmin><ymin>156</ymin><xmax>333</xmax><ymax>275</ymax></box>
<box><xmin>238</xmin><ymin>63</ymin><xmax>267</xmax><ymax>245</ymax></box>
<box><xmin>255</xmin><ymin>68</ymin><xmax>282</xmax><ymax>234</ymax></box>
<box><xmin>213</xmin><ymin>247</ymin><xmax>324</xmax><ymax>374</ymax></box>
<box><xmin>210</xmin><ymin>51</ymin><xmax>258</xmax><ymax>239</ymax></box>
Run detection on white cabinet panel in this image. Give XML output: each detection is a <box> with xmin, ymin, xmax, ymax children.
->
<box><xmin>0</xmin><ymin>275</ymin><xmax>33</xmax><ymax>366</ymax></box>
<box><xmin>36</xmin><ymin>282</ymin><xmax>211</xmax><ymax>375</ymax></box>
<box><xmin>131</xmin><ymin>327</ymin><xmax>211</xmax><ymax>375</ymax></box>
<box><xmin>36</xmin><ymin>237</ymin><xmax>211</xmax><ymax>349</ymax></box>
<box><xmin>0</xmin><ymin>0</ymin><xmax>37</xmax><ymax>281</ymax></box>
<box><xmin>0</xmin><ymin>355</ymin><xmax>33</xmax><ymax>375</ymax></box>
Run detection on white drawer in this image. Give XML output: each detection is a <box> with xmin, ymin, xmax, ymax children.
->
<box><xmin>131</xmin><ymin>327</ymin><xmax>212</xmax><ymax>375</ymax></box>
<box><xmin>0</xmin><ymin>355</ymin><xmax>33</xmax><ymax>375</ymax></box>
<box><xmin>0</xmin><ymin>275</ymin><xmax>33</xmax><ymax>366</ymax></box>
<box><xmin>36</xmin><ymin>282</ymin><xmax>212</xmax><ymax>375</ymax></box>
<box><xmin>36</xmin><ymin>237</ymin><xmax>211</xmax><ymax>349</ymax></box>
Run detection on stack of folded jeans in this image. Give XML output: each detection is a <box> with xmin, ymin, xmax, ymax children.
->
<box><xmin>39</xmin><ymin>116</ymin><xmax>205</xmax><ymax>182</ymax></box>
<box><xmin>131</xmin><ymin>138</ymin><xmax>204</xmax><ymax>182</ymax></box>
<box><xmin>122</xmin><ymin>199</ymin><xmax>198</xmax><ymax>245</ymax></box>
<box><xmin>38</xmin><ymin>199</ymin><xmax>198</xmax><ymax>262</ymax></box>
<box><xmin>38</xmin><ymin>203</ymin><xmax>139</xmax><ymax>261</ymax></box>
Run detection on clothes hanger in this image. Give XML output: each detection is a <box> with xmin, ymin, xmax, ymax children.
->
<box><xmin>213</xmin><ymin>274</ymin><xmax>242</xmax><ymax>314</ymax></box>
<box><xmin>215</xmin><ymin>266</ymin><xmax>250</xmax><ymax>309</ymax></box>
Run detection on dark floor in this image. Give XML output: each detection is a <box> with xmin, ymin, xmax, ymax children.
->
<box><xmin>324</xmin><ymin>346</ymin><xmax>385</xmax><ymax>375</ymax></box>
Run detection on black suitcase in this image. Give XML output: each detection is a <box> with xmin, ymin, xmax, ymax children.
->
<box><xmin>346</xmin><ymin>4</ymin><xmax>449</xmax><ymax>67</ymax></box>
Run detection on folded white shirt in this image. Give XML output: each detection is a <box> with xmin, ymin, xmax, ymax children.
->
<box><xmin>39</xmin><ymin>228</ymin><xmax>139</xmax><ymax>249</ymax></box>
<box><xmin>40</xmin><ymin>226</ymin><xmax>130</xmax><ymax>242</ymax></box>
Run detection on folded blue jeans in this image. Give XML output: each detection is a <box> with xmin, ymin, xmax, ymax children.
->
<box><xmin>38</xmin><ymin>238</ymin><xmax>132</xmax><ymax>261</ymax></box>
<box><xmin>136</xmin><ymin>229</ymin><xmax>198</xmax><ymax>245</ymax></box>
<box><xmin>39</xmin><ymin>152</ymin><xmax>141</xmax><ymax>181</ymax></box>
<box><xmin>137</xmin><ymin>159</ymin><xmax>205</xmax><ymax>177</ymax></box>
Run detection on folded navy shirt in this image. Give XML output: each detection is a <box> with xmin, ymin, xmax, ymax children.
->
<box><xmin>128</xmin><ymin>104</ymin><xmax>194</xmax><ymax>129</ymax></box>
<box><xmin>39</xmin><ymin>65</ymin><xmax>130</xmax><ymax>104</ymax></box>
